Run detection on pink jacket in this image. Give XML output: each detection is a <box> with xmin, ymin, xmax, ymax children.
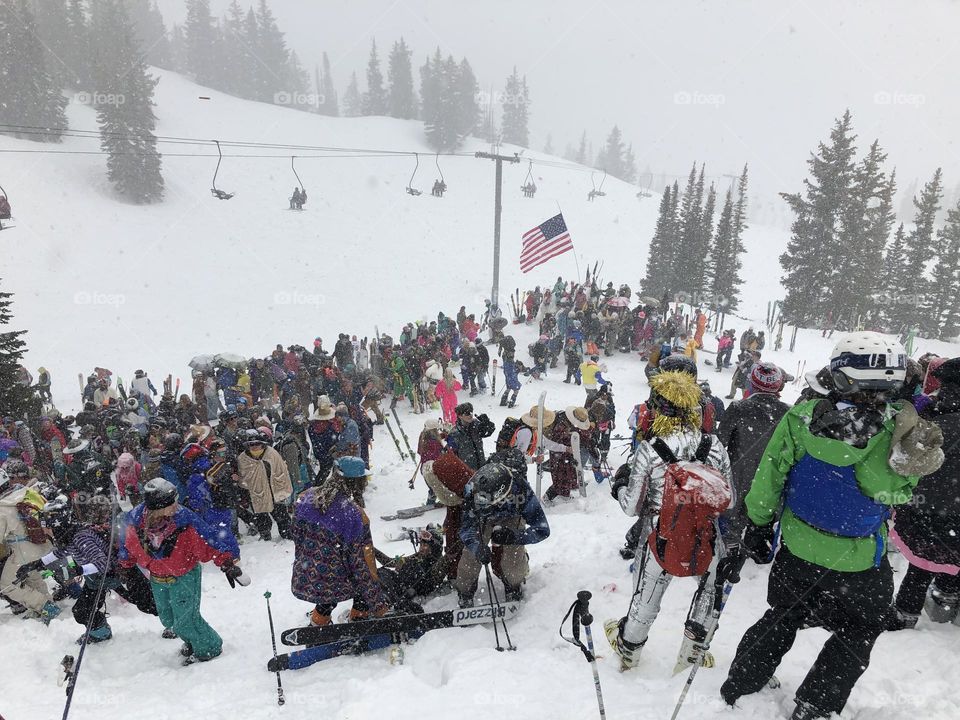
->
<box><xmin>114</xmin><ymin>453</ymin><xmax>142</xmax><ymax>498</ymax></box>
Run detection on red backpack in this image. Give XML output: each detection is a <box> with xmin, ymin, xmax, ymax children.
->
<box><xmin>646</xmin><ymin>436</ymin><xmax>731</xmax><ymax>577</ymax></box>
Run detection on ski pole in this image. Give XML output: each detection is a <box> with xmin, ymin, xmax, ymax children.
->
<box><xmin>482</xmin><ymin>563</ymin><xmax>503</xmax><ymax>652</ymax></box>
<box><xmin>264</xmin><ymin>591</ymin><xmax>286</xmax><ymax>706</ymax></box>
<box><xmin>559</xmin><ymin>591</ymin><xmax>607</xmax><ymax>720</ymax></box>
<box><xmin>483</xmin><ymin>560</ymin><xmax>515</xmax><ymax>651</ymax></box>
<box><xmin>491</xmin><ymin>359</ymin><xmax>498</xmax><ymax>397</ymax></box>
<box><xmin>669</xmin><ymin>580</ymin><xmax>733</xmax><ymax>720</ymax></box>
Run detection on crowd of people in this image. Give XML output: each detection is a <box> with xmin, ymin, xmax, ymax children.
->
<box><xmin>2</xmin><ymin>275</ymin><xmax>960</xmax><ymax>720</ymax></box>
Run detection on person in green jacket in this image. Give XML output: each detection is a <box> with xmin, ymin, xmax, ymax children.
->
<box><xmin>720</xmin><ymin>332</ymin><xmax>944</xmax><ymax>720</ymax></box>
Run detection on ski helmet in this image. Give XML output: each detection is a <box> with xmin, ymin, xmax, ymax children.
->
<box><xmin>469</xmin><ymin>463</ymin><xmax>514</xmax><ymax>511</ymax></box>
<box><xmin>143</xmin><ymin>478</ymin><xmax>178</xmax><ymax>510</ymax></box>
<box><xmin>830</xmin><ymin>332</ymin><xmax>906</xmax><ymax>394</ymax></box>
<box><xmin>40</xmin><ymin>495</ymin><xmax>76</xmax><ymax>540</ymax></box>
<box><xmin>162</xmin><ymin>432</ymin><xmax>183</xmax><ymax>452</ymax></box>
<box><xmin>659</xmin><ymin>354</ymin><xmax>697</xmax><ymax>377</ymax></box>
<box><xmin>241</xmin><ymin>428</ymin><xmax>265</xmax><ymax>446</ymax></box>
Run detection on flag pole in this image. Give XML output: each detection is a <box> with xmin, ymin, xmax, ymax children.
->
<box><xmin>557</xmin><ymin>201</ymin><xmax>581</xmax><ymax>283</ymax></box>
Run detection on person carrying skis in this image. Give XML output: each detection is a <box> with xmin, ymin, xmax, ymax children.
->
<box><xmin>454</xmin><ymin>451</ymin><xmax>551</xmax><ymax>605</ymax></box>
<box><xmin>543</xmin><ymin>407</ymin><xmax>592</xmax><ymax>502</ymax></box>
<box><xmin>720</xmin><ymin>333</ymin><xmax>943</xmax><ymax>720</ymax></box>
<box><xmin>290</xmin><ymin>472</ymin><xmax>390</xmax><ymax>626</ymax></box>
<box><xmin>605</xmin><ymin>370</ymin><xmax>733</xmax><ymax>671</ymax></box>
<box><xmin>119</xmin><ymin>478</ymin><xmax>249</xmax><ymax>663</ymax></box>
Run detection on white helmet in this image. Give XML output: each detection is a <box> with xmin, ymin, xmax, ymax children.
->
<box><xmin>830</xmin><ymin>332</ymin><xmax>906</xmax><ymax>394</ymax></box>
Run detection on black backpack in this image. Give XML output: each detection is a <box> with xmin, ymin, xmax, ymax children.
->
<box><xmin>495</xmin><ymin>417</ymin><xmax>524</xmax><ymax>452</ymax></box>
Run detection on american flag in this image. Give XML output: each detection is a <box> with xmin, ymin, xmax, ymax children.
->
<box><xmin>520</xmin><ymin>213</ymin><xmax>573</xmax><ymax>273</ymax></box>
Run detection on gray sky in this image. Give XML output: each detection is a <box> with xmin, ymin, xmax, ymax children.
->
<box><xmin>156</xmin><ymin>0</ymin><xmax>960</xmax><ymax>218</ymax></box>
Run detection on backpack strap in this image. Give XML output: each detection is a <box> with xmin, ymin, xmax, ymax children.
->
<box><xmin>650</xmin><ymin>438</ymin><xmax>678</xmax><ymax>464</ymax></box>
<box><xmin>694</xmin><ymin>435</ymin><xmax>712</xmax><ymax>463</ymax></box>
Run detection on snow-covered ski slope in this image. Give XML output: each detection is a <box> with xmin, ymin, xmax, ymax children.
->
<box><xmin>3</xmin><ymin>71</ymin><xmax>960</xmax><ymax>720</ymax></box>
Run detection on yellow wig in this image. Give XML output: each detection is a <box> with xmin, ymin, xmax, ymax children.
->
<box><xmin>648</xmin><ymin>370</ymin><xmax>702</xmax><ymax>436</ymax></box>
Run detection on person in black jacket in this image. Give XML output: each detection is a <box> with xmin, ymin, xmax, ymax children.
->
<box><xmin>890</xmin><ymin>357</ymin><xmax>960</xmax><ymax>628</ymax></box>
<box><xmin>445</xmin><ymin>403</ymin><xmax>495</xmax><ymax>470</ymax></box>
<box><xmin>716</xmin><ymin>362</ymin><xmax>789</xmax><ymax>546</ymax></box>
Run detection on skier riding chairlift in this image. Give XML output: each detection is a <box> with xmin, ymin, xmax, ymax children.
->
<box><xmin>521</xmin><ymin>161</ymin><xmax>537</xmax><ymax>198</ymax></box>
<box><xmin>587</xmin><ymin>170</ymin><xmax>607</xmax><ymax>201</ymax></box>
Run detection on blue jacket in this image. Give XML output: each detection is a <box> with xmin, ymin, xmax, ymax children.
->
<box><xmin>185</xmin><ymin>456</ymin><xmax>233</xmax><ymax>531</ymax></box>
<box><xmin>459</xmin><ymin>478</ymin><xmax>550</xmax><ymax>555</ymax></box>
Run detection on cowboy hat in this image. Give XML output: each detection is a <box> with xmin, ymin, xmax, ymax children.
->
<box><xmin>311</xmin><ymin>395</ymin><xmax>335</xmax><ymax>421</ymax></box>
<box><xmin>520</xmin><ymin>405</ymin><xmax>556</xmax><ymax>428</ymax></box>
<box><xmin>565</xmin><ymin>406</ymin><xmax>591</xmax><ymax>431</ymax></box>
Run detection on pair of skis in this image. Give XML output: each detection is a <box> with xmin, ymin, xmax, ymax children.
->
<box><xmin>384</xmin><ymin>406</ymin><xmax>415</xmax><ymax>462</ymax></box>
<box><xmin>270</xmin><ymin>602</ymin><xmax>521</xmax><ymax>671</ymax></box>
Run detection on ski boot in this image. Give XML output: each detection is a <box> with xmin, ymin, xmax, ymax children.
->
<box><xmin>673</xmin><ymin>621</ymin><xmax>715</xmax><ymax>673</ymax></box>
<box><xmin>310</xmin><ymin>609</ymin><xmax>331</xmax><ymax>626</ymax></box>
<box><xmin>925</xmin><ymin>587</ymin><xmax>959</xmax><ymax>623</ymax></box>
<box><xmin>40</xmin><ymin>601</ymin><xmax>61</xmax><ymax>625</ymax></box>
<box><xmin>603</xmin><ymin>617</ymin><xmax>644</xmax><ymax>670</ymax></box>
<box><xmin>182</xmin><ymin>648</ymin><xmax>222</xmax><ymax>666</ymax></box>
<box><xmin>458</xmin><ymin>592</ymin><xmax>475</xmax><ymax>609</ymax></box>
<box><xmin>507</xmin><ymin>390</ymin><xmax>519</xmax><ymax>409</ymax></box>
<box><xmin>499</xmin><ymin>392</ymin><xmax>509</xmax><ymax>407</ymax></box>
<box><xmin>80</xmin><ymin>622</ymin><xmax>112</xmax><ymax>645</ymax></box>
<box><xmin>790</xmin><ymin>700</ymin><xmax>830</xmax><ymax>720</ymax></box>
<box><xmin>503</xmin><ymin>584</ymin><xmax>524</xmax><ymax>602</ymax></box>
<box><xmin>5</xmin><ymin>599</ymin><xmax>27</xmax><ymax>615</ymax></box>
<box><xmin>180</xmin><ymin>642</ymin><xmax>194</xmax><ymax>657</ymax></box>
<box><xmin>885</xmin><ymin>606</ymin><xmax>919</xmax><ymax>631</ymax></box>
<box><xmin>161</xmin><ymin>627</ymin><xmax>178</xmax><ymax>639</ymax></box>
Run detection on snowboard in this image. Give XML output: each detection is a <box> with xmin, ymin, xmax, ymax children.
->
<box><xmin>280</xmin><ymin>601</ymin><xmax>520</xmax><ymax>647</ymax></box>
<box><xmin>380</xmin><ymin>504</ymin><xmax>444</xmax><ymax>522</ymax></box>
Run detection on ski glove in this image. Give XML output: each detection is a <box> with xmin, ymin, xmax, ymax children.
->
<box><xmin>15</xmin><ymin>559</ymin><xmax>43</xmax><ymax>585</ymax></box>
<box><xmin>475</xmin><ymin>547</ymin><xmax>493</xmax><ymax>565</ymax></box>
<box><xmin>716</xmin><ymin>546</ymin><xmax>746</xmax><ymax>584</ymax></box>
<box><xmin>220</xmin><ymin>559</ymin><xmax>250</xmax><ymax>589</ymax></box>
<box><xmin>610</xmin><ymin>472</ymin><xmax>629</xmax><ymax>502</ymax></box>
<box><xmin>490</xmin><ymin>527</ymin><xmax>517</xmax><ymax>546</ymax></box>
<box><xmin>743</xmin><ymin>523</ymin><xmax>775</xmax><ymax>564</ymax></box>
<box><xmin>889</xmin><ymin>404</ymin><xmax>944</xmax><ymax>478</ymax></box>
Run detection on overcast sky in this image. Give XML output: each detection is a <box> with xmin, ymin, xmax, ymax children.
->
<box><xmin>156</xmin><ymin>0</ymin><xmax>960</xmax><ymax>218</ymax></box>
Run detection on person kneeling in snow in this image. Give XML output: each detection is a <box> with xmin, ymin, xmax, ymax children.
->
<box><xmin>290</xmin><ymin>471</ymin><xmax>390</xmax><ymax>626</ymax></box>
<box><xmin>605</xmin><ymin>370</ymin><xmax>733</xmax><ymax>671</ymax></box>
<box><xmin>119</xmin><ymin>478</ymin><xmax>249</xmax><ymax>665</ymax></box>
<box><xmin>454</xmin><ymin>449</ymin><xmax>550</xmax><ymax>606</ymax></box>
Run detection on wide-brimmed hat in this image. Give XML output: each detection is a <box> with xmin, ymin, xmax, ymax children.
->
<box><xmin>565</xmin><ymin>406</ymin><xmax>591</xmax><ymax>431</ymax></box>
<box><xmin>520</xmin><ymin>405</ymin><xmax>555</xmax><ymax>428</ymax></box>
<box><xmin>311</xmin><ymin>395</ymin><xmax>335</xmax><ymax>421</ymax></box>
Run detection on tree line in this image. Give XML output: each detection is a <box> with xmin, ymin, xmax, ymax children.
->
<box><xmin>780</xmin><ymin>111</ymin><xmax>960</xmax><ymax>340</ymax></box>
<box><xmin>641</xmin><ymin>164</ymin><xmax>750</xmax><ymax>314</ymax></box>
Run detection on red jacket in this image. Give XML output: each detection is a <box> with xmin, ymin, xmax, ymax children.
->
<box><xmin>121</xmin><ymin>507</ymin><xmax>236</xmax><ymax>577</ymax></box>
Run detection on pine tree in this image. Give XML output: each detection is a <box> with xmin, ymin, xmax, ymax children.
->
<box><xmin>0</xmin><ymin>0</ymin><xmax>68</xmax><ymax>141</ymax></box>
<box><xmin>342</xmin><ymin>71</ymin><xmax>362</xmax><ymax>117</ymax></box>
<box><xmin>29</xmin><ymin>0</ymin><xmax>73</xmax><ymax>89</ymax></box>
<box><xmin>543</xmin><ymin>134</ymin><xmax>554</xmax><ymax>155</ymax></box>
<box><xmin>779</xmin><ymin>111</ymin><xmax>858</xmax><ymax>326</ymax></box>
<box><xmin>899</xmin><ymin>168</ymin><xmax>944</xmax><ymax>330</ymax></box>
<box><xmin>184</xmin><ymin>0</ymin><xmax>217</xmax><ymax>87</ymax></box>
<box><xmin>255</xmin><ymin>0</ymin><xmax>293</xmax><ymax>104</ymax></box>
<box><xmin>0</xmin><ymin>280</ymin><xmax>38</xmax><ymax>418</ymax></box>
<box><xmin>575</xmin><ymin>132</ymin><xmax>587</xmax><ymax>165</ymax></box>
<box><xmin>387</xmin><ymin>37</ymin><xmax>417</xmax><ymax>119</ymax></box>
<box><xmin>699</xmin><ymin>182</ymin><xmax>717</xmax><ymax>297</ymax></box>
<box><xmin>363</xmin><ymin>38</ymin><xmax>387</xmax><ymax>116</ymax></box>
<box><xmin>500</xmin><ymin>67</ymin><xmax>529</xmax><ymax>147</ymax></box>
<box><xmin>597</xmin><ymin>126</ymin><xmax>626</xmax><ymax>179</ymax></box>
<box><xmin>641</xmin><ymin>185</ymin><xmax>678</xmax><ymax>298</ymax></box>
<box><xmin>319</xmin><ymin>52</ymin><xmax>338</xmax><ymax>116</ymax></box>
<box><xmin>707</xmin><ymin>188</ymin><xmax>743</xmax><ymax>312</ymax></box>
<box><xmin>453</xmin><ymin>58</ymin><xmax>479</xmax><ymax>145</ymax></box>
<box><xmin>91</xmin><ymin>0</ymin><xmax>162</xmax><ymax>203</ymax></box>
<box><xmin>623</xmin><ymin>144</ymin><xmax>638</xmax><ymax>183</ymax></box>
<box><xmin>673</xmin><ymin>163</ymin><xmax>706</xmax><ymax>301</ymax></box>
<box><xmin>931</xmin><ymin>199</ymin><xmax>960</xmax><ymax>339</ymax></box>
<box><xmin>122</xmin><ymin>0</ymin><xmax>170</xmax><ymax>68</ymax></box>
<box><xmin>168</xmin><ymin>23</ymin><xmax>187</xmax><ymax>73</ymax></box>
<box><xmin>220</xmin><ymin>0</ymin><xmax>251</xmax><ymax>97</ymax></box>
<box><xmin>65</xmin><ymin>0</ymin><xmax>91</xmax><ymax>86</ymax></box>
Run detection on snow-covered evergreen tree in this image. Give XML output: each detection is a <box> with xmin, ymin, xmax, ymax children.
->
<box><xmin>91</xmin><ymin>0</ymin><xmax>163</xmax><ymax>203</ymax></box>
<box><xmin>0</xmin><ymin>280</ymin><xmax>37</xmax><ymax>418</ymax></box>
<box><xmin>707</xmin><ymin>188</ymin><xmax>744</xmax><ymax>312</ymax></box>
<box><xmin>342</xmin><ymin>71</ymin><xmax>362</xmax><ymax>117</ymax></box>
<box><xmin>387</xmin><ymin>37</ymin><xmax>417</xmax><ymax>119</ymax></box>
<box><xmin>319</xmin><ymin>52</ymin><xmax>339</xmax><ymax>116</ymax></box>
<box><xmin>363</xmin><ymin>38</ymin><xmax>387</xmax><ymax>116</ymax></box>
<box><xmin>641</xmin><ymin>185</ymin><xmax>678</xmax><ymax>298</ymax></box>
<box><xmin>183</xmin><ymin>0</ymin><xmax>217</xmax><ymax>87</ymax></box>
<box><xmin>500</xmin><ymin>67</ymin><xmax>529</xmax><ymax>147</ymax></box>
<box><xmin>0</xmin><ymin>0</ymin><xmax>68</xmax><ymax>141</ymax></box>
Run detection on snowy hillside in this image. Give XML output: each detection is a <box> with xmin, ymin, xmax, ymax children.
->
<box><xmin>3</xmin><ymin>70</ymin><xmax>960</xmax><ymax>720</ymax></box>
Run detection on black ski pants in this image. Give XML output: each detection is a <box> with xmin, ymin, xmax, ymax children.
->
<box><xmin>896</xmin><ymin>564</ymin><xmax>960</xmax><ymax>615</ymax></box>
<box><xmin>253</xmin><ymin>504</ymin><xmax>292</xmax><ymax>539</ymax></box>
<box><xmin>722</xmin><ymin>545</ymin><xmax>892</xmax><ymax>716</ymax></box>
<box><xmin>73</xmin><ymin>568</ymin><xmax>157</xmax><ymax>628</ymax></box>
